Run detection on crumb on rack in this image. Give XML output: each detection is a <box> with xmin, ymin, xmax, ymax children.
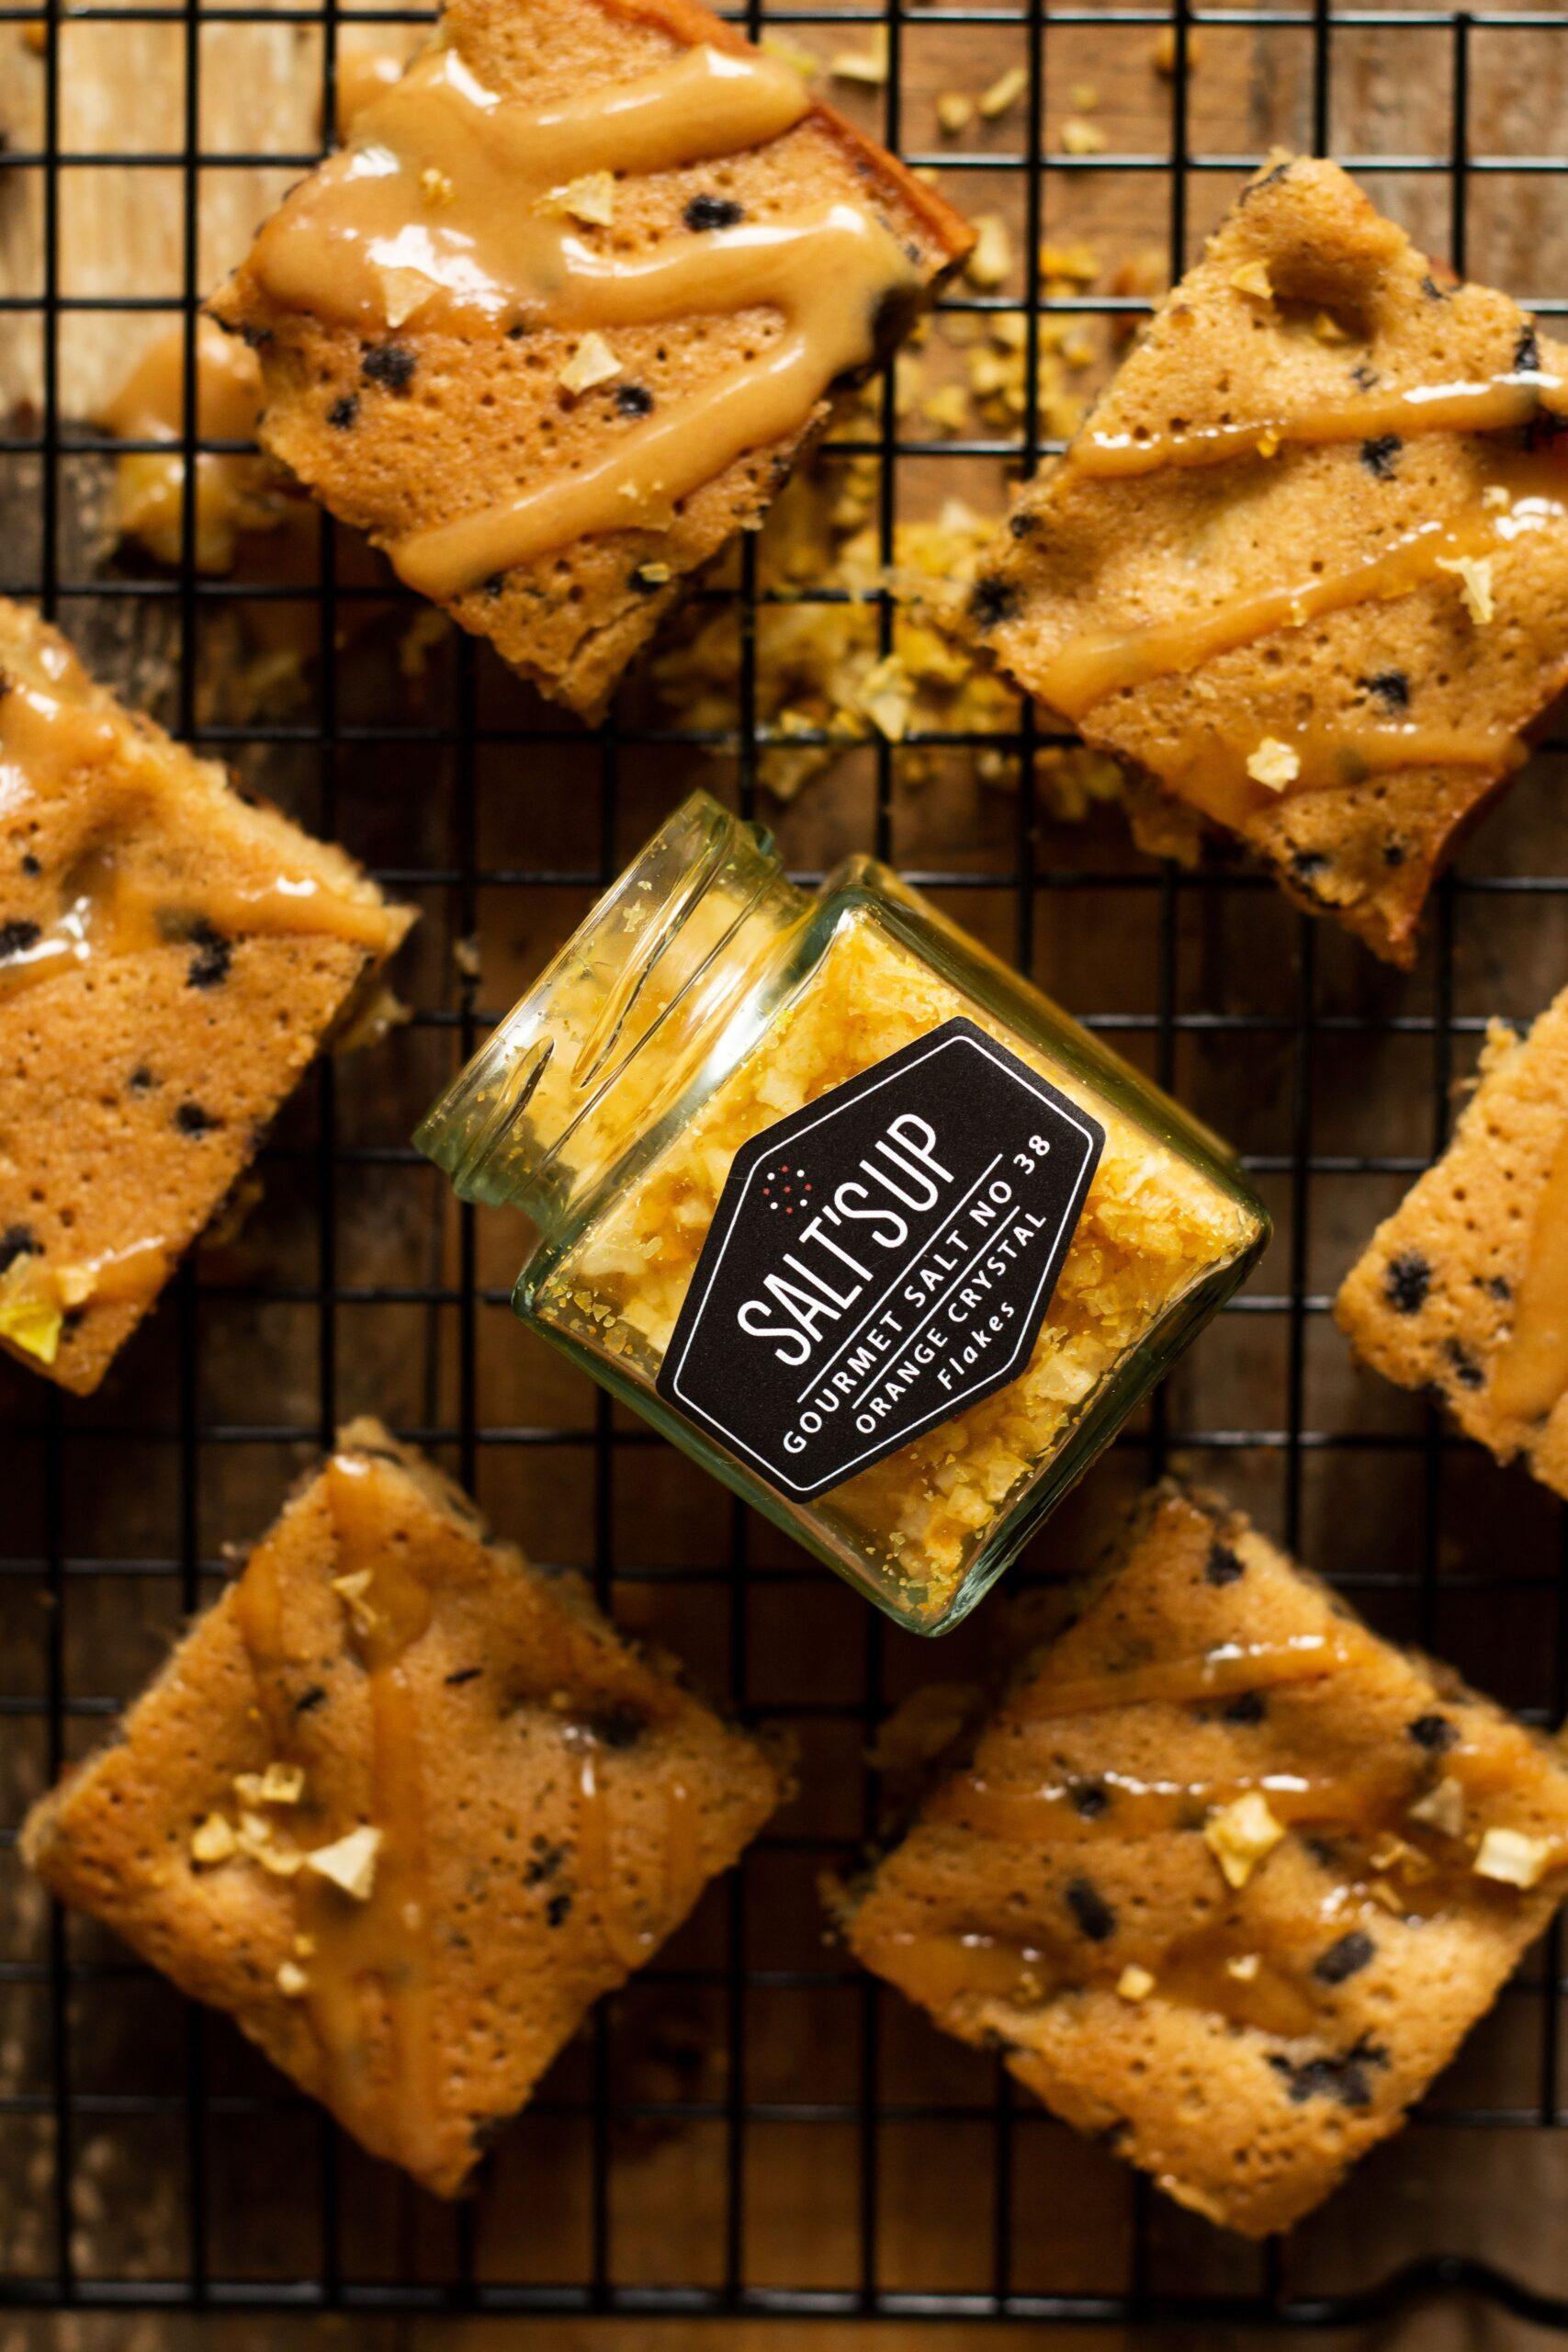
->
<box><xmin>977</xmin><ymin>65</ymin><xmax>1027</xmax><ymax>119</ymax></box>
<box><xmin>829</xmin><ymin>28</ymin><xmax>887</xmax><ymax>83</ymax></box>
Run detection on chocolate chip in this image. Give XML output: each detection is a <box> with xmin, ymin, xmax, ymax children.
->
<box><xmin>1484</xmin><ymin>1274</ymin><xmax>1512</xmax><ymax>1302</ymax></box>
<box><xmin>327</xmin><ymin>394</ymin><xmax>359</xmax><ymax>430</ymax></box>
<box><xmin>1360</xmin><ymin>670</ymin><xmax>1410</xmax><ymax>710</ymax></box>
<box><xmin>684</xmin><ymin>193</ymin><xmax>745</xmax><ymax>232</ymax></box>
<box><xmin>294</xmin><ymin>1684</ymin><xmax>327</xmax><ymax>1714</ymax></box>
<box><xmin>20</xmin><ymin>854</ymin><xmax>40</xmax><ymax>878</ymax></box>
<box><xmin>1408</xmin><ymin>1713</ymin><xmax>1458</xmax><ymax>1753</ymax></box>
<box><xmin>1446</xmin><ymin>1339</ymin><xmax>1484</xmax><ymax>1390</ymax></box>
<box><xmin>1205</xmin><ymin>1540</ymin><xmax>1245</xmax><ymax>1586</ymax></box>
<box><xmin>546</xmin><ymin>1890</ymin><xmax>573</xmax><ymax>1928</ymax></box>
<box><xmin>185</xmin><ymin>923</ymin><xmax>231</xmax><ymax>989</ymax></box>
<box><xmin>1289</xmin><ymin>849</ymin><xmax>1329</xmax><ymax>888</ymax></box>
<box><xmin>615</xmin><ymin>382</ymin><xmax>655</xmax><ymax>417</ymax></box>
<box><xmin>1360</xmin><ymin>434</ymin><xmax>1402</xmax><ymax>480</ymax></box>
<box><xmin>1222</xmin><ymin>1690</ymin><xmax>1267</xmax><ymax>1725</ymax></box>
<box><xmin>969</xmin><ymin>575</ymin><xmax>1018</xmax><ymax>630</ymax></box>
<box><xmin>1070</xmin><ymin>1782</ymin><xmax>1110</xmax><ymax>1818</ymax></box>
<box><xmin>0</xmin><ymin>918</ymin><xmax>40</xmax><ymax>959</ymax></box>
<box><xmin>129</xmin><ymin>1066</ymin><xmax>155</xmax><ymax>1093</ymax></box>
<box><xmin>445</xmin><ymin>1666</ymin><xmax>482</xmax><ymax>1687</ymax></box>
<box><xmin>1008</xmin><ymin>511</ymin><xmax>1037</xmax><ymax>540</ymax></box>
<box><xmin>175</xmin><ymin>1101</ymin><xmax>220</xmax><ymax>1136</ymax></box>
<box><xmin>525</xmin><ymin>1840</ymin><xmax>567</xmax><ymax>1887</ymax></box>
<box><xmin>0</xmin><ymin>1223</ymin><xmax>38</xmax><ymax>1274</ymax></box>
<box><xmin>1314</xmin><ymin>1929</ymin><xmax>1375</xmax><ymax>1984</ymax></box>
<box><xmin>1065</xmin><ymin>1877</ymin><xmax>1116</xmax><ymax>1941</ymax></box>
<box><xmin>1383</xmin><ymin>1250</ymin><xmax>1430</xmax><ymax>1315</ymax></box>
<box><xmin>1420</xmin><ymin>273</ymin><xmax>1450</xmax><ymax>300</ymax></box>
<box><xmin>1350</xmin><ymin>361</ymin><xmax>1379</xmax><ymax>391</ymax></box>
<box><xmin>1515</xmin><ymin>322</ymin><xmax>1541</xmax><ymax>375</ymax></box>
<box><xmin>361</xmin><ymin>341</ymin><xmax>417</xmax><ymax>392</ymax></box>
<box><xmin>588</xmin><ymin>1704</ymin><xmax>645</xmax><ymax>1750</ymax></box>
<box><xmin>1382</xmin><ymin>842</ymin><xmax>1406</xmax><ymax>868</ymax></box>
<box><xmin>239</xmin><ymin>321</ymin><xmax>274</xmax><ymax>350</ymax></box>
<box><xmin>1269</xmin><ymin>2047</ymin><xmax>1379</xmax><ymax>2108</ymax></box>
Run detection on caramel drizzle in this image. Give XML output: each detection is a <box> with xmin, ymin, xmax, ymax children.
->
<box><xmin>1032</xmin><ymin>485</ymin><xmax>1565</xmax><ymax>724</ymax></box>
<box><xmin>0</xmin><ymin>664</ymin><xmax>119</xmax><ymax>799</ymax></box>
<box><xmin>0</xmin><ymin>861</ymin><xmax>399</xmax><ymax>1001</ymax></box>
<box><xmin>858</xmin><ymin>1920</ymin><xmax>1322</xmax><ymax>2040</ymax></box>
<box><xmin>1165</xmin><ymin>721</ymin><xmax>1524</xmax><ymax>834</ymax></box>
<box><xmin>313</xmin><ymin>1456</ymin><xmax>443</xmax><ymax>2170</ymax></box>
<box><xmin>333</xmin><ymin>51</ymin><xmax>405</xmax><ymax>141</ymax></box>
<box><xmin>1070</xmin><ymin>370</ymin><xmax>1562</xmax><ymax>480</ymax></box>
<box><xmin>929</xmin><ymin>1764</ymin><xmax>1401</xmax><ymax>1844</ymax></box>
<box><xmin>572</xmin><ymin>1738</ymin><xmax>702</xmax><ymax>1973</ymax></box>
<box><xmin>898</xmin><ymin>1739</ymin><xmax>1528</xmax><ymax>2038</ymax></box>
<box><xmin>1489</xmin><ymin>1120</ymin><xmax>1568</xmax><ymax>1424</ymax></box>
<box><xmin>230</xmin><ymin>1458</ymin><xmax>444</xmax><ymax>2173</ymax></box>
<box><xmin>231</xmin><ymin>1453</ymin><xmax>445</xmax><ymax>2176</ymax></box>
<box><xmin>248</xmin><ymin>43</ymin><xmax>920</xmax><ymax>590</ymax></box>
<box><xmin>1007</xmin><ymin>1632</ymin><xmax>1359</xmax><ymax>1718</ymax></box>
<box><xmin>0</xmin><ymin>653</ymin><xmax>403</xmax><ymax>999</ymax></box>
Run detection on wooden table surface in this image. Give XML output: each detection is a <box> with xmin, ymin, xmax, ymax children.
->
<box><xmin>5</xmin><ymin>0</ymin><xmax>1568</xmax><ymax>2337</ymax></box>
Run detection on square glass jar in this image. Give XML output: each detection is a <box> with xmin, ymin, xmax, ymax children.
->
<box><xmin>417</xmin><ymin>792</ymin><xmax>1269</xmax><ymax>1632</ymax></box>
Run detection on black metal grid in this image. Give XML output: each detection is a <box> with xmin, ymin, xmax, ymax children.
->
<box><xmin>5</xmin><ymin>0</ymin><xmax>1568</xmax><ymax>2326</ymax></box>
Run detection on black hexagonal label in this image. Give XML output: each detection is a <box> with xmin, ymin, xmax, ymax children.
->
<box><xmin>656</xmin><ymin>1018</ymin><xmax>1104</xmax><ymax>1500</ymax></box>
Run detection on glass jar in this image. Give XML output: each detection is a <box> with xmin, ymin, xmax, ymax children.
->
<box><xmin>416</xmin><ymin>792</ymin><xmax>1269</xmax><ymax>1634</ymax></box>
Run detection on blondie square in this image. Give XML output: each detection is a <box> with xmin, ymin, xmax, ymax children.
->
<box><xmin>0</xmin><ymin>599</ymin><xmax>412</xmax><ymax>1393</ymax></box>
<box><xmin>21</xmin><ymin>1420</ymin><xmax>784</xmax><ymax>2196</ymax></box>
<box><xmin>1337</xmin><ymin>988</ymin><xmax>1568</xmax><ymax>1496</ymax></box>
<box><xmin>209</xmin><ymin>0</ymin><xmax>973</xmax><ymax>718</ymax></box>
<box><xmin>838</xmin><ymin>1482</ymin><xmax>1568</xmax><ymax>2233</ymax></box>
<box><xmin>971</xmin><ymin>155</ymin><xmax>1568</xmax><ymax>966</ymax></box>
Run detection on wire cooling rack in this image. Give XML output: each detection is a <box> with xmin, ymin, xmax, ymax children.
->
<box><xmin>5</xmin><ymin>0</ymin><xmax>1568</xmax><ymax>2326</ymax></box>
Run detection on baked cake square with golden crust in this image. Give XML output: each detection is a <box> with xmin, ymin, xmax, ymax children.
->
<box><xmin>1337</xmin><ymin>988</ymin><xmax>1568</xmax><ymax>1497</ymax></box>
<box><xmin>209</xmin><ymin>0</ymin><xmax>973</xmax><ymax>719</ymax></box>
<box><xmin>0</xmin><ymin>600</ymin><xmax>412</xmax><ymax>1395</ymax></box>
<box><xmin>835</xmin><ymin>1482</ymin><xmax>1568</xmax><ymax>2235</ymax></box>
<box><xmin>969</xmin><ymin>155</ymin><xmax>1568</xmax><ymax>966</ymax></box>
<box><xmin>21</xmin><ymin>1420</ymin><xmax>785</xmax><ymax>2197</ymax></box>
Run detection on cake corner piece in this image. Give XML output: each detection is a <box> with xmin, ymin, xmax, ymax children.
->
<box><xmin>1336</xmin><ymin>986</ymin><xmax>1568</xmax><ymax>1498</ymax></box>
<box><xmin>972</xmin><ymin>151</ymin><xmax>1568</xmax><ymax>967</ymax></box>
<box><xmin>20</xmin><ymin>1419</ymin><xmax>784</xmax><ymax>2196</ymax></box>
<box><xmin>0</xmin><ymin>598</ymin><xmax>413</xmax><ymax>1395</ymax></box>
<box><xmin>837</xmin><ymin>1477</ymin><xmax>1568</xmax><ymax>2235</ymax></box>
<box><xmin>208</xmin><ymin>0</ymin><xmax>975</xmax><ymax>720</ymax></box>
